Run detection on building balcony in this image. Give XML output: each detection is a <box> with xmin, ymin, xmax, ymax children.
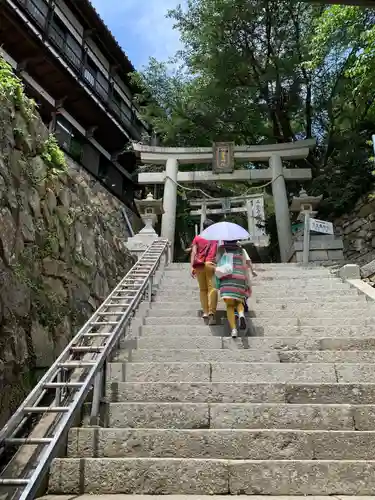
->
<box><xmin>11</xmin><ymin>0</ymin><xmax>145</xmax><ymax>141</ymax></box>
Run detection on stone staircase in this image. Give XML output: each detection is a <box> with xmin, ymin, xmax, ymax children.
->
<box><xmin>47</xmin><ymin>263</ymin><xmax>375</xmax><ymax>496</ymax></box>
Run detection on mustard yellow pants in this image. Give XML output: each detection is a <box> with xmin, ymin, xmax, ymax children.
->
<box><xmin>195</xmin><ymin>262</ymin><xmax>218</xmax><ymax>315</ymax></box>
<box><xmin>224</xmin><ymin>298</ymin><xmax>244</xmax><ymax>330</ymax></box>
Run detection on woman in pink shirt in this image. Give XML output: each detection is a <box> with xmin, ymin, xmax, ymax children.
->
<box><xmin>190</xmin><ymin>219</ymin><xmax>218</xmax><ymax>325</ymax></box>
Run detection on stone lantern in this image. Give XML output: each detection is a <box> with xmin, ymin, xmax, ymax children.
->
<box><xmin>126</xmin><ymin>192</ymin><xmax>164</xmax><ymax>260</ymax></box>
<box><xmin>289</xmin><ymin>188</ymin><xmax>322</xmax><ymax>222</ymax></box>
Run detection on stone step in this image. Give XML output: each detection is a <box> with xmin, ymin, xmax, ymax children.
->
<box><xmin>163</xmin><ymin>272</ymin><xmax>343</xmax><ymax>280</ymax></box>
<box><xmin>48</xmin><ymin>457</ymin><xmax>375</xmax><ymax>495</ymax></box>
<box><xmin>117</xmin><ymin>349</ymin><xmax>375</xmax><ymax>364</ymax></box>
<box><xmin>118</xmin><ymin>349</ymin><xmax>278</xmax><ymax>363</ymax></box>
<box><xmin>124</xmin><ymin>335</ymin><xmax>222</xmax><ymax>349</ymax></box>
<box><xmin>124</xmin><ymin>335</ymin><xmax>375</xmax><ymax>351</ymax></box>
<box><xmin>106</xmin><ymin>402</ymin><xmax>375</xmax><ymax>430</ymax></box>
<box><xmin>67</xmin><ymin>427</ymin><xmax>375</xmax><ymax>460</ymax></box>
<box><xmin>153</xmin><ymin>295</ymin><xmax>366</xmax><ymax>304</ymax></box>
<box><xmin>106</xmin><ymin>362</ymin><xmax>375</xmax><ymax>384</ymax></box>
<box><xmin>147</xmin><ymin>306</ymin><xmax>375</xmax><ymax>318</ymax></box>
<box><xmin>160</xmin><ymin>278</ymin><xmax>347</xmax><ymax>287</ymax></box>
<box><xmin>140</xmin><ymin>324</ymin><xmax>375</xmax><ymax>338</ymax></box>
<box><xmin>158</xmin><ymin>282</ymin><xmax>350</xmax><ymax>291</ymax></box>
<box><xmin>156</xmin><ymin>289</ymin><xmax>359</xmax><ymax>300</ymax></box>
<box><xmin>144</xmin><ymin>316</ymin><xmax>373</xmax><ymax>327</ymax></box>
<box><xmin>109</xmin><ymin>381</ymin><xmax>375</xmax><ymax>404</ymax></box>
<box><xmin>152</xmin><ymin>298</ymin><xmax>368</xmax><ymax>310</ymax></box>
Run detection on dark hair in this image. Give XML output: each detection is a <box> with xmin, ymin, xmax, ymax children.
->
<box><xmin>203</xmin><ymin>219</ymin><xmax>215</xmax><ymax>229</ymax></box>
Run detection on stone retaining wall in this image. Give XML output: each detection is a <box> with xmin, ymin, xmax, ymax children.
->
<box><xmin>335</xmin><ymin>196</ymin><xmax>375</xmax><ymax>266</ymax></box>
<box><xmin>0</xmin><ymin>98</ymin><xmax>139</xmax><ymax>427</ymax></box>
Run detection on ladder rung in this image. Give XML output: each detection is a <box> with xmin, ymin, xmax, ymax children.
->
<box><xmin>97</xmin><ymin>312</ymin><xmax>124</xmax><ymax>316</ymax></box>
<box><xmin>106</xmin><ymin>303</ymin><xmax>131</xmax><ymax>307</ymax></box>
<box><xmin>58</xmin><ymin>361</ymin><xmax>96</xmax><ymax>368</ymax></box>
<box><xmin>70</xmin><ymin>346</ymin><xmax>105</xmax><ymax>353</ymax></box>
<box><xmin>91</xmin><ymin>321</ymin><xmax>118</xmax><ymax>325</ymax></box>
<box><xmin>43</xmin><ymin>382</ymin><xmax>83</xmax><ymax>389</ymax></box>
<box><xmin>23</xmin><ymin>407</ymin><xmax>69</xmax><ymax>413</ymax></box>
<box><xmin>0</xmin><ymin>479</ymin><xmax>30</xmax><ymax>486</ymax></box>
<box><xmin>5</xmin><ymin>438</ymin><xmax>53</xmax><ymax>445</ymax></box>
<box><xmin>82</xmin><ymin>332</ymin><xmax>112</xmax><ymax>337</ymax></box>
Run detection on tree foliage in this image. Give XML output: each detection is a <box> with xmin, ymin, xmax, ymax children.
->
<box><xmin>131</xmin><ymin>0</ymin><xmax>375</xmax><ymax>255</ymax></box>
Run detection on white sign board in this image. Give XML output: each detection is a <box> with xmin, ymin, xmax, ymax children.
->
<box><xmin>309</xmin><ymin>218</ymin><xmax>334</xmax><ymax>235</ymax></box>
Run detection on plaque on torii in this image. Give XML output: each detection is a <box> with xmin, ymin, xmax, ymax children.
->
<box><xmin>212</xmin><ymin>142</ymin><xmax>235</xmax><ymax>173</ymax></box>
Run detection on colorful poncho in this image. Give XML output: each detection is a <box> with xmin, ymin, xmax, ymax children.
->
<box><xmin>217</xmin><ymin>243</ymin><xmax>250</xmax><ymax>301</ymax></box>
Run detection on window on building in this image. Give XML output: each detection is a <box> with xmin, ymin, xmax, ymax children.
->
<box><xmin>83</xmin><ymin>57</ymin><xmax>108</xmax><ymax>100</ymax></box>
<box><xmin>55</xmin><ymin>116</ymin><xmax>83</xmax><ymax>162</ymax></box>
<box><xmin>26</xmin><ymin>0</ymin><xmax>48</xmax><ymax>28</ymax></box>
<box><xmin>49</xmin><ymin>15</ymin><xmax>82</xmax><ymax>70</ymax></box>
<box><xmin>121</xmin><ymin>100</ymin><xmax>132</xmax><ymax>124</ymax></box>
<box><xmin>109</xmin><ymin>88</ymin><xmax>122</xmax><ymax>117</ymax></box>
<box><xmin>65</xmin><ymin>34</ymin><xmax>81</xmax><ymax>69</ymax></box>
<box><xmin>83</xmin><ymin>56</ymin><xmax>96</xmax><ymax>87</ymax></box>
<box><xmin>96</xmin><ymin>70</ymin><xmax>109</xmax><ymax>101</ymax></box>
<box><xmin>49</xmin><ymin>15</ymin><xmax>65</xmax><ymax>50</ymax></box>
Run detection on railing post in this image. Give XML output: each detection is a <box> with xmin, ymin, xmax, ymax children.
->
<box><xmin>54</xmin><ymin>370</ymin><xmax>62</xmax><ymax>406</ymax></box>
<box><xmin>148</xmin><ymin>276</ymin><xmax>153</xmax><ymax>304</ymax></box>
<box><xmin>90</xmin><ymin>368</ymin><xmax>103</xmax><ymax>425</ymax></box>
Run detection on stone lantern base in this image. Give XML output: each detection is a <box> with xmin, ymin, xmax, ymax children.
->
<box><xmin>289</xmin><ymin>233</ymin><xmax>345</xmax><ymax>263</ymax></box>
<box><xmin>126</xmin><ymin>225</ymin><xmax>163</xmax><ymax>261</ymax></box>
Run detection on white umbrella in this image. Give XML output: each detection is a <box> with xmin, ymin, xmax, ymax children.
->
<box><xmin>200</xmin><ymin>221</ymin><xmax>250</xmax><ymax>241</ymax></box>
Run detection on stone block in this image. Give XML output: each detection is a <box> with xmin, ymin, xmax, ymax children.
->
<box><xmin>107</xmin><ymin>362</ymin><xmax>211</xmax><ymax>383</ymax></box>
<box><xmin>49</xmin><ymin>458</ymin><xmax>229</xmax><ymax>495</ymax></box>
<box><xmin>125</xmin><ymin>349</ymin><xmax>279</xmax><ymax>363</ymax></box>
<box><xmin>327</xmin><ymin>250</ymin><xmax>344</xmax><ymax>261</ymax></box>
<box><xmin>140</xmin><ymin>325</ymin><xmax>217</xmax><ymax>336</ymax></box>
<box><xmin>210</xmin><ymin>363</ymin><xmax>336</xmax><ymax>383</ymax></box>
<box><xmin>335</xmin><ymin>363</ymin><xmax>375</xmax><ymax>383</ymax></box>
<box><xmin>30</xmin><ymin>320</ymin><xmax>54</xmax><ymax>368</ymax></box>
<box><xmin>278</xmin><ymin>350</ymin><xmax>375</xmax><ymax>363</ymax></box>
<box><xmin>108</xmin><ymin>402</ymin><xmax>209</xmax><ymax>429</ymax></box>
<box><xmin>127</xmin><ymin>335</ymin><xmax>222</xmax><ymax>350</ymax></box>
<box><xmin>210</xmin><ymin>403</ymin><xmax>354</xmax><ymax>430</ymax></box>
<box><xmin>361</xmin><ymin>259</ymin><xmax>375</xmax><ymax>278</ymax></box>
<box><xmin>110</xmin><ymin>382</ymin><xmax>286</xmax><ymax>404</ymax></box>
<box><xmin>344</xmin><ymin>219</ymin><xmax>365</xmax><ymax>234</ymax></box>
<box><xmin>68</xmin><ymin>428</ymin><xmax>313</xmax><ymax>460</ymax></box>
<box><xmin>228</xmin><ymin>460</ymin><xmax>375</xmax><ymax>495</ymax></box>
<box><xmin>312</xmin><ymin>431</ymin><xmax>375</xmax><ymax>459</ymax></box>
<box><xmin>285</xmin><ymin>383</ymin><xmax>375</xmax><ymax>404</ymax></box>
<box><xmin>294</xmin><ymin>237</ymin><xmax>343</xmax><ymax>251</ymax></box>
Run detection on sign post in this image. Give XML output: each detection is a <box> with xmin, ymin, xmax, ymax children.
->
<box><xmin>289</xmin><ymin>189</ymin><xmax>323</xmax><ymax>265</ymax></box>
<box><xmin>309</xmin><ymin>218</ymin><xmax>334</xmax><ymax>235</ymax></box>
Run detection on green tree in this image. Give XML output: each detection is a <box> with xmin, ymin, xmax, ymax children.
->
<box><xmin>132</xmin><ymin>0</ymin><xmax>375</xmax><ymax>258</ymax></box>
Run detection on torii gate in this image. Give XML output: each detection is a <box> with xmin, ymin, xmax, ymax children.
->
<box><xmin>133</xmin><ymin>139</ymin><xmax>315</xmax><ymax>261</ymax></box>
<box><xmin>189</xmin><ymin>194</ymin><xmax>269</xmax><ymax>247</ymax></box>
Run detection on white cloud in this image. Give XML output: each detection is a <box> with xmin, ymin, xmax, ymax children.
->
<box><xmin>91</xmin><ymin>0</ymin><xmax>186</xmax><ymax>68</ymax></box>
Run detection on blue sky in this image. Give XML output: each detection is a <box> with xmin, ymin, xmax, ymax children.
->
<box><xmin>90</xmin><ymin>0</ymin><xmax>184</xmax><ymax>69</ymax></box>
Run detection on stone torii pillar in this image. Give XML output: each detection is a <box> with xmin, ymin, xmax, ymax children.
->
<box><xmin>270</xmin><ymin>154</ymin><xmax>293</xmax><ymax>262</ymax></box>
<box><xmin>160</xmin><ymin>158</ymin><xmax>178</xmax><ymax>260</ymax></box>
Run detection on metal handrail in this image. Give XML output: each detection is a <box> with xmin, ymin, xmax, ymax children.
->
<box><xmin>0</xmin><ymin>239</ymin><xmax>169</xmax><ymax>500</ymax></box>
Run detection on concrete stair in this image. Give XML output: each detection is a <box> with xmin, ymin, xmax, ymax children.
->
<box><xmin>48</xmin><ymin>263</ymin><xmax>375</xmax><ymax>495</ymax></box>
